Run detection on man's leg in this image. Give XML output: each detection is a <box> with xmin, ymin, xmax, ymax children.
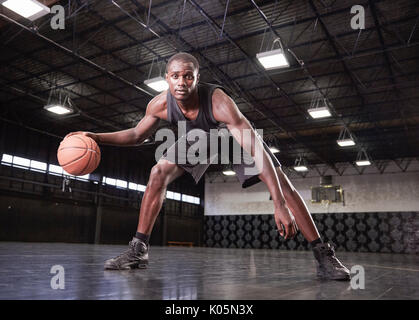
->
<box><xmin>137</xmin><ymin>159</ymin><xmax>185</xmax><ymax>235</ymax></box>
<box><xmin>275</xmin><ymin>167</ymin><xmax>351</xmax><ymax>280</ymax></box>
<box><xmin>104</xmin><ymin>159</ymin><xmax>184</xmax><ymax>270</ymax></box>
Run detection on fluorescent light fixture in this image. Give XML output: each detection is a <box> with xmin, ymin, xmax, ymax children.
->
<box><xmin>144</xmin><ymin>76</ymin><xmax>168</xmax><ymax>92</ymax></box>
<box><xmin>294</xmin><ymin>165</ymin><xmax>308</xmax><ymax>172</ymax></box>
<box><xmin>222</xmin><ymin>170</ymin><xmax>236</xmax><ymax>176</ymax></box>
<box><xmin>44</xmin><ymin>104</ymin><xmax>72</xmax><ymax>115</ymax></box>
<box><xmin>356</xmin><ymin>149</ymin><xmax>372</xmax><ymax>167</ymax></box>
<box><xmin>1</xmin><ymin>0</ymin><xmax>50</xmax><ymax>21</ymax></box>
<box><xmin>337</xmin><ymin>138</ymin><xmax>356</xmax><ymax>147</ymax></box>
<box><xmin>308</xmin><ymin>106</ymin><xmax>332</xmax><ymax>119</ymax></box>
<box><xmin>256</xmin><ymin>48</ymin><xmax>289</xmax><ymax>70</ymax></box>
<box><xmin>356</xmin><ymin>160</ymin><xmax>371</xmax><ymax>166</ymax></box>
<box><xmin>269</xmin><ymin>147</ymin><xmax>280</xmax><ymax>154</ymax></box>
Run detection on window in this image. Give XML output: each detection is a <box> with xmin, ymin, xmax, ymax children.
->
<box><xmin>49</xmin><ymin>164</ymin><xmax>63</xmax><ymax>175</ymax></box>
<box><xmin>75</xmin><ymin>174</ymin><xmax>90</xmax><ymax>181</ymax></box>
<box><xmin>137</xmin><ymin>184</ymin><xmax>146</xmax><ymax>192</ymax></box>
<box><xmin>13</xmin><ymin>156</ymin><xmax>30</xmax><ymax>168</ymax></box>
<box><xmin>128</xmin><ymin>182</ymin><xmax>138</xmax><ymax>190</ymax></box>
<box><xmin>30</xmin><ymin>160</ymin><xmax>47</xmax><ymax>172</ymax></box>
<box><xmin>105</xmin><ymin>177</ymin><xmax>116</xmax><ymax>186</ymax></box>
<box><xmin>116</xmin><ymin>179</ymin><xmax>127</xmax><ymax>189</ymax></box>
<box><xmin>182</xmin><ymin>194</ymin><xmax>198</xmax><ymax>204</ymax></box>
<box><xmin>193</xmin><ymin>197</ymin><xmax>200</xmax><ymax>205</ymax></box>
<box><xmin>1</xmin><ymin>154</ymin><xmax>13</xmax><ymax>163</ymax></box>
<box><xmin>1</xmin><ymin>154</ymin><xmax>201</xmax><ymax>202</ymax></box>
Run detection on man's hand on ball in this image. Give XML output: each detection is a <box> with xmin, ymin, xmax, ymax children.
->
<box><xmin>64</xmin><ymin>131</ymin><xmax>99</xmax><ymax>142</ymax></box>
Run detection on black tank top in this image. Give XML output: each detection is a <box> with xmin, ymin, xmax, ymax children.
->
<box><xmin>166</xmin><ymin>82</ymin><xmax>225</xmax><ymax>133</ymax></box>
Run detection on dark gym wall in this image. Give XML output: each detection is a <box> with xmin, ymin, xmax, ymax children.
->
<box><xmin>204</xmin><ymin>212</ymin><xmax>419</xmax><ymax>254</ymax></box>
<box><xmin>0</xmin><ymin>121</ymin><xmax>205</xmax><ymax>245</ymax></box>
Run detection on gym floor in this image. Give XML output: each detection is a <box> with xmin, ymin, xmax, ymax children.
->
<box><xmin>1</xmin><ymin>242</ymin><xmax>418</xmax><ymax>300</ymax></box>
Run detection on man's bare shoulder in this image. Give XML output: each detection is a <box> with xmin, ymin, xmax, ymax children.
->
<box><xmin>146</xmin><ymin>90</ymin><xmax>168</xmax><ymax>120</ymax></box>
<box><xmin>212</xmin><ymin>88</ymin><xmax>241</xmax><ymax>124</ymax></box>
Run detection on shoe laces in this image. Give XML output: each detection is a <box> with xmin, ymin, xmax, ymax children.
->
<box><xmin>324</xmin><ymin>246</ymin><xmax>344</xmax><ymax>268</ymax></box>
<box><xmin>114</xmin><ymin>247</ymin><xmax>135</xmax><ymax>260</ymax></box>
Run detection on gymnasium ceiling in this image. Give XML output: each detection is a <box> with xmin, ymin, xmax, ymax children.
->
<box><xmin>1</xmin><ymin>0</ymin><xmax>418</xmax><ymax>173</ymax></box>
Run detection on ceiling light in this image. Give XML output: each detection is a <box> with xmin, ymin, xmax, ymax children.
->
<box><xmin>337</xmin><ymin>138</ymin><xmax>356</xmax><ymax>147</ymax></box>
<box><xmin>355</xmin><ymin>160</ymin><xmax>371</xmax><ymax>166</ymax></box>
<box><xmin>44</xmin><ymin>104</ymin><xmax>72</xmax><ymax>115</ymax></box>
<box><xmin>337</xmin><ymin>127</ymin><xmax>356</xmax><ymax>147</ymax></box>
<box><xmin>293</xmin><ymin>156</ymin><xmax>309</xmax><ymax>172</ymax></box>
<box><xmin>356</xmin><ymin>149</ymin><xmax>372</xmax><ymax>167</ymax></box>
<box><xmin>294</xmin><ymin>165</ymin><xmax>308</xmax><ymax>172</ymax></box>
<box><xmin>256</xmin><ymin>48</ymin><xmax>289</xmax><ymax>70</ymax></box>
<box><xmin>222</xmin><ymin>170</ymin><xmax>236</xmax><ymax>176</ymax></box>
<box><xmin>1</xmin><ymin>0</ymin><xmax>50</xmax><ymax>21</ymax></box>
<box><xmin>144</xmin><ymin>76</ymin><xmax>168</xmax><ymax>92</ymax></box>
<box><xmin>308</xmin><ymin>106</ymin><xmax>332</xmax><ymax>119</ymax></box>
<box><xmin>269</xmin><ymin>147</ymin><xmax>280</xmax><ymax>154</ymax></box>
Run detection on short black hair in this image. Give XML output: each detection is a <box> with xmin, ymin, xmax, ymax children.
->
<box><xmin>166</xmin><ymin>52</ymin><xmax>199</xmax><ymax>73</ymax></box>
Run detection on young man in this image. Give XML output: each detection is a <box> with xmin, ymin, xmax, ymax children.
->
<box><xmin>66</xmin><ymin>52</ymin><xmax>350</xmax><ymax>280</ymax></box>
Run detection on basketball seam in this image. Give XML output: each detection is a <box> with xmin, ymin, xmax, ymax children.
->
<box><xmin>59</xmin><ymin>149</ymin><xmax>88</xmax><ymax>167</ymax></box>
<box><xmin>79</xmin><ymin>138</ymin><xmax>94</xmax><ymax>175</ymax></box>
<box><xmin>62</xmin><ymin>150</ymin><xmax>94</xmax><ymax>175</ymax></box>
<box><xmin>58</xmin><ymin>135</ymin><xmax>88</xmax><ymax>167</ymax></box>
<box><xmin>59</xmin><ymin>146</ymin><xmax>99</xmax><ymax>154</ymax></box>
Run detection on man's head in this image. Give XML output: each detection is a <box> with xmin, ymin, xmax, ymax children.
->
<box><xmin>165</xmin><ymin>52</ymin><xmax>200</xmax><ymax>101</ymax></box>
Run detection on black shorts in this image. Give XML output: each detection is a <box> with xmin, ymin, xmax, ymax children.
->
<box><xmin>161</xmin><ymin>128</ymin><xmax>281</xmax><ymax>188</ymax></box>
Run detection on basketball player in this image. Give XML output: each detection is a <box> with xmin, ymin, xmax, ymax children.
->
<box><xmin>66</xmin><ymin>52</ymin><xmax>350</xmax><ymax>280</ymax></box>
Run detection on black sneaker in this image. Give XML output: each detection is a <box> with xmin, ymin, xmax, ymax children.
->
<box><xmin>104</xmin><ymin>237</ymin><xmax>149</xmax><ymax>270</ymax></box>
<box><xmin>312</xmin><ymin>243</ymin><xmax>351</xmax><ymax>281</ymax></box>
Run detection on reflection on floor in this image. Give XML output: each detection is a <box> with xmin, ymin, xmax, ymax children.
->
<box><xmin>0</xmin><ymin>242</ymin><xmax>418</xmax><ymax>300</ymax></box>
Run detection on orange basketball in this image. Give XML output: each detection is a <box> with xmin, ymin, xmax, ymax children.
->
<box><xmin>57</xmin><ymin>135</ymin><xmax>101</xmax><ymax>176</ymax></box>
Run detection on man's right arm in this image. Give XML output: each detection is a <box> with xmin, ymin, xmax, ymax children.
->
<box><xmin>65</xmin><ymin>92</ymin><xmax>166</xmax><ymax>146</ymax></box>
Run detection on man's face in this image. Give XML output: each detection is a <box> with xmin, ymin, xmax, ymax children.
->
<box><xmin>165</xmin><ymin>60</ymin><xmax>199</xmax><ymax>101</ymax></box>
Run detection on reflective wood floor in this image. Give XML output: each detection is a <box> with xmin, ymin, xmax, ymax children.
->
<box><xmin>0</xmin><ymin>242</ymin><xmax>418</xmax><ymax>300</ymax></box>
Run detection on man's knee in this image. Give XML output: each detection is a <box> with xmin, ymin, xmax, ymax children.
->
<box><xmin>149</xmin><ymin>163</ymin><xmax>169</xmax><ymax>189</ymax></box>
<box><xmin>149</xmin><ymin>160</ymin><xmax>181</xmax><ymax>189</ymax></box>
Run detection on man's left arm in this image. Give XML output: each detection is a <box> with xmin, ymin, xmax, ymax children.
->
<box><xmin>212</xmin><ymin>89</ymin><xmax>298</xmax><ymax>239</ymax></box>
